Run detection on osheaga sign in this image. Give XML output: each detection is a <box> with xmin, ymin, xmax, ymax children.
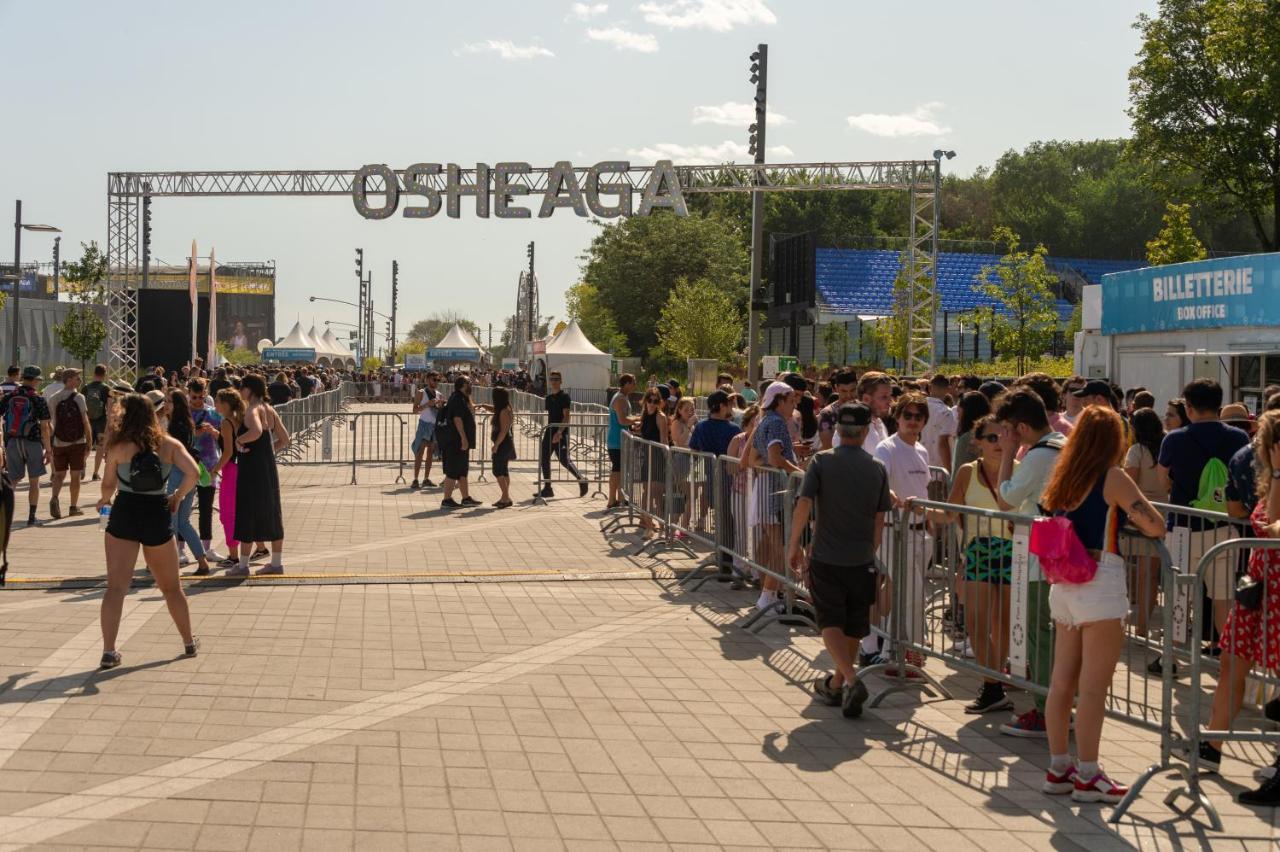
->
<box><xmin>1101</xmin><ymin>252</ymin><xmax>1280</xmax><ymax>335</ymax></box>
<box><xmin>353</xmin><ymin>160</ymin><xmax>687</xmax><ymax>221</ymax></box>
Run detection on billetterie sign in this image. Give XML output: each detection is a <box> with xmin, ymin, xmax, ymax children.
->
<box><xmin>352</xmin><ymin>160</ymin><xmax>687</xmax><ymax>220</ymax></box>
<box><xmin>1101</xmin><ymin>252</ymin><xmax>1280</xmax><ymax>335</ymax></box>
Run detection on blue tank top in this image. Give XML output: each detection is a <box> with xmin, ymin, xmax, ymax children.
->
<box><xmin>1065</xmin><ymin>477</ymin><xmax>1125</xmax><ymax>554</ymax></box>
<box><xmin>607</xmin><ymin>391</ymin><xmax>624</xmax><ymax>449</ymax></box>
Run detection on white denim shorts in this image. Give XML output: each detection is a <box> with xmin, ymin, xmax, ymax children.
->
<box><xmin>1048</xmin><ymin>552</ymin><xmax>1129</xmax><ymax>628</ymax></box>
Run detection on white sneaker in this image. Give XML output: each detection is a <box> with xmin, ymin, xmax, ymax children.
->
<box><xmin>178</xmin><ymin>552</ymin><xmax>191</xmax><ymax>566</ymax></box>
<box><xmin>204</xmin><ymin>549</ymin><xmax>225</xmax><ymax>562</ymax></box>
<box><xmin>756</xmin><ymin>591</ymin><xmax>778</xmax><ymax>612</ymax></box>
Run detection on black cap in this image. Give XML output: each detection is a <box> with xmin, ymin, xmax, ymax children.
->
<box><xmin>837</xmin><ymin>403</ymin><xmax>872</xmax><ymax>427</ymax></box>
<box><xmin>782</xmin><ymin>373</ymin><xmax>808</xmax><ymax>392</ymax></box>
<box><xmin>1071</xmin><ymin>379</ymin><xmax>1115</xmax><ymax>399</ymax></box>
<box><xmin>657</xmin><ymin>384</ymin><xmax>671</xmax><ymax>401</ymax></box>
<box><xmin>667</xmin><ymin>378</ymin><xmax>680</xmax><ymax>388</ymax></box>
<box><xmin>706</xmin><ymin>390</ymin><xmax>730</xmax><ymax>411</ymax></box>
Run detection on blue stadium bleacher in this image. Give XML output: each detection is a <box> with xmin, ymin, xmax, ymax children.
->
<box><xmin>813</xmin><ymin>248</ymin><xmax>1143</xmax><ymax>318</ymax></box>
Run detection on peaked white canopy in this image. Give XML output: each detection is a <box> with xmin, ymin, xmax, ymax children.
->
<box><xmin>533</xmin><ymin>319</ymin><xmax>611</xmax><ymax>391</ymax></box>
<box><xmin>434</xmin><ymin>324</ymin><xmax>485</xmax><ymax>352</ymax></box>
<box><xmin>546</xmin><ymin>320</ymin><xmax>609</xmax><ymax>356</ymax></box>
<box><xmin>277</xmin><ymin>322</ymin><xmax>317</xmax><ymax>351</ymax></box>
<box><xmin>321</xmin><ymin>329</ymin><xmax>355</xmax><ymax>363</ymax></box>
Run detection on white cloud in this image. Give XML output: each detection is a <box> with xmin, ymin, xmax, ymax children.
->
<box><xmin>626</xmin><ymin>140</ymin><xmax>793</xmax><ymax>161</ymax></box>
<box><xmin>638</xmin><ymin>0</ymin><xmax>776</xmax><ymax>32</ymax></box>
<box><xmin>585</xmin><ymin>26</ymin><xmax>659</xmax><ymax>52</ymax></box>
<box><xmin>568</xmin><ymin>2</ymin><xmax>608</xmax><ymax>20</ymax></box>
<box><xmin>845</xmin><ymin>102</ymin><xmax>950</xmax><ymax>137</ymax></box>
<box><xmin>692</xmin><ymin>100</ymin><xmax>791</xmax><ymax>127</ymax></box>
<box><xmin>458</xmin><ymin>40</ymin><xmax>555</xmax><ymax>61</ymax></box>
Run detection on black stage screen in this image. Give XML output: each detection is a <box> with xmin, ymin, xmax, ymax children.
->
<box><xmin>137</xmin><ymin>290</ymin><xmax>274</xmax><ymax>373</ymax></box>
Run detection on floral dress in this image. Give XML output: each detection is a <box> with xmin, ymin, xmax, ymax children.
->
<box><xmin>1219</xmin><ymin>503</ymin><xmax>1280</xmax><ymax>667</ymax></box>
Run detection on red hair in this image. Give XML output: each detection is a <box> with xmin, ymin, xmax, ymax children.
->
<box><xmin>1040</xmin><ymin>405</ymin><xmax>1125</xmax><ymax>512</ymax></box>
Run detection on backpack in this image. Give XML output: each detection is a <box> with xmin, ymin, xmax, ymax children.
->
<box><xmin>84</xmin><ymin>382</ymin><xmax>107</xmax><ymax>421</ymax></box>
<box><xmin>3</xmin><ymin>389</ymin><xmax>39</xmax><ymax>442</ymax></box>
<box><xmin>128</xmin><ymin>448</ymin><xmax>166</xmax><ymax>493</ymax></box>
<box><xmin>1189</xmin><ymin>432</ymin><xmax>1230</xmax><ymax>514</ymax></box>
<box><xmin>54</xmin><ymin>394</ymin><xmax>85</xmax><ymax>443</ymax></box>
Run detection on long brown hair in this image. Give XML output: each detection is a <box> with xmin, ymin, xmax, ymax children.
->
<box><xmin>1040</xmin><ymin>405</ymin><xmax>1125</xmax><ymax>512</ymax></box>
<box><xmin>107</xmin><ymin>393</ymin><xmax>163</xmax><ymax>453</ymax></box>
<box><xmin>1256</xmin><ymin>410</ymin><xmax>1280</xmax><ymax>502</ymax></box>
<box><xmin>216</xmin><ymin>387</ymin><xmax>246</xmax><ymax>423</ymax></box>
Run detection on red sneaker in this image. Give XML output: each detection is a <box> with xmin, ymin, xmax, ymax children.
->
<box><xmin>1072</xmin><ymin>771</ymin><xmax>1128</xmax><ymax>804</ymax></box>
<box><xmin>999</xmin><ymin>708</ymin><xmax>1047</xmax><ymax>738</ymax></box>
<box><xmin>1042</xmin><ymin>765</ymin><xmax>1077</xmax><ymax>795</ymax></box>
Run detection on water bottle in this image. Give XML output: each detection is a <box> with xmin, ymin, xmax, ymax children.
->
<box><xmin>99</xmin><ymin>505</ymin><xmax>111</xmax><ymax>531</ymax></box>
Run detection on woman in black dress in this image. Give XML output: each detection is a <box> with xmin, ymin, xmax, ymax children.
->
<box><xmin>231</xmin><ymin>374</ymin><xmax>290</xmax><ymax>575</ymax></box>
<box><xmin>490</xmin><ymin>387</ymin><xmax>515</xmax><ymax>508</ymax></box>
<box><xmin>637</xmin><ymin>387</ymin><xmax>669</xmax><ymax>537</ymax></box>
<box><xmin>440</xmin><ymin>375</ymin><xmax>482</xmax><ymax>510</ymax></box>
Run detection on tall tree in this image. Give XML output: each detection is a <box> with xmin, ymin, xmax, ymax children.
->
<box><xmin>1129</xmin><ymin>0</ymin><xmax>1280</xmax><ymax>251</ymax></box>
<box><xmin>1146</xmin><ymin>201</ymin><xmax>1208</xmax><ymax>265</ymax></box>
<box><xmin>820</xmin><ymin>322</ymin><xmax>850</xmax><ymax>367</ymax></box>
<box><xmin>581</xmin><ymin>212</ymin><xmax>748</xmax><ymax>359</ymax></box>
<box><xmin>564</xmin><ymin>281</ymin><xmax>629</xmax><ymax>356</ymax></box>
<box><xmin>657</xmin><ymin>277</ymin><xmax>744</xmax><ymax>363</ymax></box>
<box><xmin>962</xmin><ymin>227</ymin><xmax>1062</xmax><ymax>376</ymax></box>
<box><xmin>405</xmin><ymin>310</ymin><xmax>481</xmax><ymax>345</ymax></box>
<box><xmin>56</xmin><ymin>241</ymin><xmax>109</xmax><ymax>372</ymax></box>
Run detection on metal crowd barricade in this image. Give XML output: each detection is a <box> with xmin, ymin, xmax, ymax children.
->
<box><xmin>532</xmin><ymin>421</ymin><xmax>610</xmax><ymax>503</ymax></box>
<box><xmin>1156</xmin><ymin>537</ymin><xmax>1280</xmax><ymax>830</ymax></box>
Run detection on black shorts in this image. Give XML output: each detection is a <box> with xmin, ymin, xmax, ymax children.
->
<box><xmin>90</xmin><ymin>418</ymin><xmax>107</xmax><ymax>443</ymax></box>
<box><xmin>608</xmin><ymin>448</ymin><xmax>621</xmax><ymax>472</ymax></box>
<box><xmin>808</xmin><ymin>559</ymin><xmax>877</xmax><ymax>638</ymax></box>
<box><xmin>106</xmin><ymin>491</ymin><xmax>174</xmax><ymax>547</ymax></box>
<box><xmin>442</xmin><ymin>445</ymin><xmax>470</xmax><ymax>480</ymax></box>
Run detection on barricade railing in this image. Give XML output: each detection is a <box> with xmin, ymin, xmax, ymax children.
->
<box><xmin>342</xmin><ymin>381</ymin><xmax>414</xmax><ymax>404</ymax></box>
<box><xmin>274</xmin><ymin>386</ymin><xmax>349</xmax><ymax>462</ymax></box>
<box><xmin>1163</xmin><ymin>537</ymin><xmax>1280</xmax><ymax>830</ymax></box>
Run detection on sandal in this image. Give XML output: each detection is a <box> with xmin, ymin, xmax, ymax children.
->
<box><xmin>812</xmin><ymin>675</ymin><xmax>842</xmax><ymax>706</ymax></box>
<box><xmin>100</xmin><ymin>651</ymin><xmax>122</xmax><ymax>669</ymax></box>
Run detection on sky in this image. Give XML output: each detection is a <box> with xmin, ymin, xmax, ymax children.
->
<box><xmin>0</xmin><ymin>0</ymin><xmax>1155</xmax><ymax>350</ymax></box>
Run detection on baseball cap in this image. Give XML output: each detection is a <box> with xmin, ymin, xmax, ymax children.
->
<box><xmin>837</xmin><ymin>403</ymin><xmax>872</xmax><ymax>427</ymax></box>
<box><xmin>761</xmin><ymin>380</ymin><xmax>794</xmax><ymax>409</ymax></box>
<box><xmin>667</xmin><ymin>378</ymin><xmax>681</xmax><ymax>389</ymax></box>
<box><xmin>1071</xmin><ymin>379</ymin><xmax>1115</xmax><ymax>399</ymax></box>
<box><xmin>706</xmin><ymin>390</ymin><xmax>730</xmax><ymax>411</ymax></box>
<box><xmin>20</xmin><ymin>365</ymin><xmax>41</xmax><ymax>380</ymax></box>
<box><xmin>144</xmin><ymin>389</ymin><xmax>167</xmax><ymax>409</ymax></box>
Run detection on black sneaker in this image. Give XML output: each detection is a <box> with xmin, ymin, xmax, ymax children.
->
<box><xmin>411</xmin><ymin>479</ymin><xmax>420</xmax><ymax>489</ymax></box>
<box><xmin>1253</xmin><ymin>752</ymin><xmax>1280</xmax><ymax>784</ymax></box>
<box><xmin>1265</xmin><ymin>697</ymin><xmax>1280</xmax><ymax>724</ymax></box>
<box><xmin>184</xmin><ymin>638</ymin><xmax>200</xmax><ymax>657</ymax></box>
<box><xmin>579</xmin><ymin>481</ymin><xmax>589</xmax><ymax>498</ymax></box>
<box><xmin>440</xmin><ymin>498</ymin><xmax>461</xmax><ymax>509</ymax></box>
<box><xmin>859</xmin><ymin>650</ymin><xmax>886</xmax><ymax>668</ymax></box>
<box><xmin>1238</xmin><ymin>770</ymin><xmax>1280</xmax><ymax>806</ymax></box>
<box><xmin>460</xmin><ymin>496</ymin><xmax>482</xmax><ymax>507</ymax></box>
<box><xmin>1147</xmin><ymin>656</ymin><xmax>1179</xmax><ymax>677</ymax></box>
<box><xmin>812</xmin><ymin>675</ymin><xmax>841</xmax><ymax>707</ymax></box>
<box><xmin>1175</xmin><ymin>741</ymin><xmax>1221</xmax><ymax>773</ymax></box>
<box><xmin>965</xmin><ymin>683</ymin><xmax>1014</xmax><ymax>715</ymax></box>
<box><xmin>423</xmin><ymin>478</ymin><xmax>436</xmax><ymax>488</ymax></box>
<box><xmin>537</xmin><ymin>486</ymin><xmax>554</xmax><ymax>498</ymax></box>
<box><xmin>99</xmin><ymin>651</ymin><xmax>121</xmax><ymax>669</ymax></box>
<box><xmin>841</xmin><ymin>679</ymin><xmax>869</xmax><ymax>719</ymax></box>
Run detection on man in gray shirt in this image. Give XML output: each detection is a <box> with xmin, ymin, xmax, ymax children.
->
<box><xmin>787</xmin><ymin>403</ymin><xmax>892</xmax><ymax>719</ymax></box>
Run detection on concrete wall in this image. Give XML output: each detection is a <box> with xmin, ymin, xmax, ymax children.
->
<box><xmin>0</xmin><ymin>300</ymin><xmax>109</xmax><ymax>370</ymax></box>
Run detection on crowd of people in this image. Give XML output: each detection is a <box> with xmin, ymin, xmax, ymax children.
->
<box><xmin>0</xmin><ymin>360</ymin><xmax>297</xmax><ymax>670</ymax></box>
<box><xmin>609</xmin><ymin>366</ymin><xmax>1280</xmax><ymax>809</ymax></box>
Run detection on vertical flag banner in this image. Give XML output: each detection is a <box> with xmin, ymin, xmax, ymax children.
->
<box><xmin>208</xmin><ymin>246</ymin><xmax>218</xmax><ymax>367</ymax></box>
<box><xmin>189</xmin><ymin>239</ymin><xmax>198</xmax><ymax>366</ymax></box>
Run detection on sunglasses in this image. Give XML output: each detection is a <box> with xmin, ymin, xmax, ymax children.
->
<box><xmin>899</xmin><ymin>410</ymin><xmax>926</xmax><ymax>421</ymax></box>
<box><xmin>977</xmin><ymin>433</ymin><xmax>1000</xmax><ymax>443</ymax></box>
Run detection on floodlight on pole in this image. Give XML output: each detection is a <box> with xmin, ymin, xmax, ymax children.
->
<box><xmin>12</xmin><ymin>201</ymin><xmax>62</xmax><ymax>365</ymax></box>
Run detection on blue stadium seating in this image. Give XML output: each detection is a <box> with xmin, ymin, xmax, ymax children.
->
<box><xmin>813</xmin><ymin>248</ymin><xmax>1142</xmax><ymax>318</ymax></box>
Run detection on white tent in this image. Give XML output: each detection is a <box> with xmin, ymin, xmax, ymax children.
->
<box><xmin>429</xmin><ymin>324</ymin><xmax>486</xmax><ymax>365</ymax></box>
<box><xmin>321</xmin><ymin>329</ymin><xmax>356</xmax><ymax>367</ymax></box>
<box><xmin>308</xmin><ymin>325</ymin><xmax>340</xmax><ymax>365</ymax></box>
<box><xmin>533</xmin><ymin>319</ymin><xmax>611</xmax><ymax>391</ymax></box>
<box><xmin>267</xmin><ymin>322</ymin><xmax>320</xmax><ymax>363</ymax></box>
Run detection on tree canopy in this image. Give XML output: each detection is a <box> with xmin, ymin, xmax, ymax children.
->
<box><xmin>405</xmin><ymin>311</ymin><xmax>481</xmax><ymax>346</ymax></box>
<box><xmin>657</xmin><ymin>277</ymin><xmax>744</xmax><ymax>363</ymax></box>
<box><xmin>564</xmin><ymin>281</ymin><xmax>629</xmax><ymax>356</ymax></box>
<box><xmin>962</xmin><ymin>227</ymin><xmax>1062</xmax><ymax>376</ymax></box>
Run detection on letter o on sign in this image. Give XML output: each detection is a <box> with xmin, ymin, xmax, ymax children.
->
<box><xmin>352</xmin><ymin>164</ymin><xmax>399</xmax><ymax>220</ymax></box>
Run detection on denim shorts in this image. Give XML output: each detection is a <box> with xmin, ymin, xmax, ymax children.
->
<box><xmin>411</xmin><ymin>420</ymin><xmax>436</xmax><ymax>454</ymax></box>
<box><xmin>1048</xmin><ymin>552</ymin><xmax>1129</xmax><ymax>627</ymax></box>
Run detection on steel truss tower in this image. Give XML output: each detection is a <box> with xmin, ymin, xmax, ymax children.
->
<box><xmin>106</xmin><ymin>162</ymin><xmax>937</xmax><ymax>374</ymax></box>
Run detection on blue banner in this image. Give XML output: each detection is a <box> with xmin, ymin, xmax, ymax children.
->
<box><xmin>262</xmin><ymin>347</ymin><xmax>315</xmax><ymax>362</ymax></box>
<box><xmin>1101</xmin><ymin>252</ymin><xmax>1280</xmax><ymax>334</ymax></box>
<box><xmin>428</xmin><ymin>347</ymin><xmax>480</xmax><ymax>361</ymax></box>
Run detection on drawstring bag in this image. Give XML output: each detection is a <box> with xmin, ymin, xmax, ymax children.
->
<box><xmin>1029</xmin><ymin>516</ymin><xmax>1098</xmax><ymax>585</ymax></box>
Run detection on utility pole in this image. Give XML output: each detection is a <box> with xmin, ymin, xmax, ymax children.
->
<box><xmin>390</xmin><ymin>260</ymin><xmax>399</xmax><ymax>364</ymax></box>
<box><xmin>12</xmin><ymin>200</ymin><xmax>21</xmax><ymax>366</ymax></box>
<box><xmin>746</xmin><ymin>44</ymin><xmax>768</xmax><ymax>385</ymax></box>
<box><xmin>354</xmin><ymin>248</ymin><xmax>364</xmax><ymax>361</ymax></box>
<box><xmin>52</xmin><ymin>236</ymin><xmax>61</xmax><ymax>295</ymax></box>
<box><xmin>525</xmin><ymin>241</ymin><xmax>535</xmax><ymax>345</ymax></box>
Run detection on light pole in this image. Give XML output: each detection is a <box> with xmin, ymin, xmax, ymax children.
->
<box><xmin>313</xmin><ymin>295</ymin><xmax>391</xmax><ymax>362</ymax></box>
<box><xmin>746</xmin><ymin>44</ymin><xmax>768</xmax><ymax>385</ymax></box>
<box><xmin>11</xmin><ymin>200</ymin><xmax>62</xmax><ymax>366</ymax></box>
<box><xmin>931</xmin><ymin>150</ymin><xmax>956</xmax><ymax>368</ymax></box>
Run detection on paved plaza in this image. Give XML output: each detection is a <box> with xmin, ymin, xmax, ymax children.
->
<box><xmin>0</xmin><ymin>446</ymin><xmax>1277</xmax><ymax>850</ymax></box>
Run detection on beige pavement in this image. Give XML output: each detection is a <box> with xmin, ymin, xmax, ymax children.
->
<box><xmin>0</xmin><ymin>417</ymin><xmax>1276</xmax><ymax>849</ymax></box>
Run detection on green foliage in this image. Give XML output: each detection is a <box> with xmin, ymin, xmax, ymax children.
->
<box><xmin>564</xmin><ymin>281</ymin><xmax>629</xmax><ymax>356</ymax></box>
<box><xmin>1146</xmin><ymin>201</ymin><xmax>1208</xmax><ymax>266</ymax></box>
<box><xmin>215</xmin><ymin>341</ymin><xmax>259</xmax><ymax>366</ymax></box>
<box><xmin>962</xmin><ymin>227</ymin><xmax>1062</xmax><ymax>376</ymax></box>
<box><xmin>363</xmin><ymin>356</ymin><xmax>383</xmax><ymax>373</ymax></box>
<box><xmin>55</xmin><ymin>241</ymin><xmax>110</xmax><ymax>372</ymax></box>
<box><xmin>580</xmin><ymin>212</ymin><xmax>748</xmax><ymax>359</ymax></box>
<box><xmin>820</xmin><ymin>322</ymin><xmax>850</xmax><ymax>367</ymax></box>
<box><xmin>405</xmin><ymin>311</ymin><xmax>481</xmax><ymax>345</ymax></box>
<box><xmin>1129</xmin><ymin>0</ymin><xmax>1280</xmax><ymax>251</ymax></box>
<box><xmin>657</xmin><ymin>277</ymin><xmax>744</xmax><ymax>363</ymax></box>
<box><xmin>869</xmin><ymin>252</ymin><xmax>927</xmax><ymax>364</ymax></box>
<box><xmin>900</xmin><ymin>354</ymin><xmax>1076</xmax><ymax>379</ymax></box>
